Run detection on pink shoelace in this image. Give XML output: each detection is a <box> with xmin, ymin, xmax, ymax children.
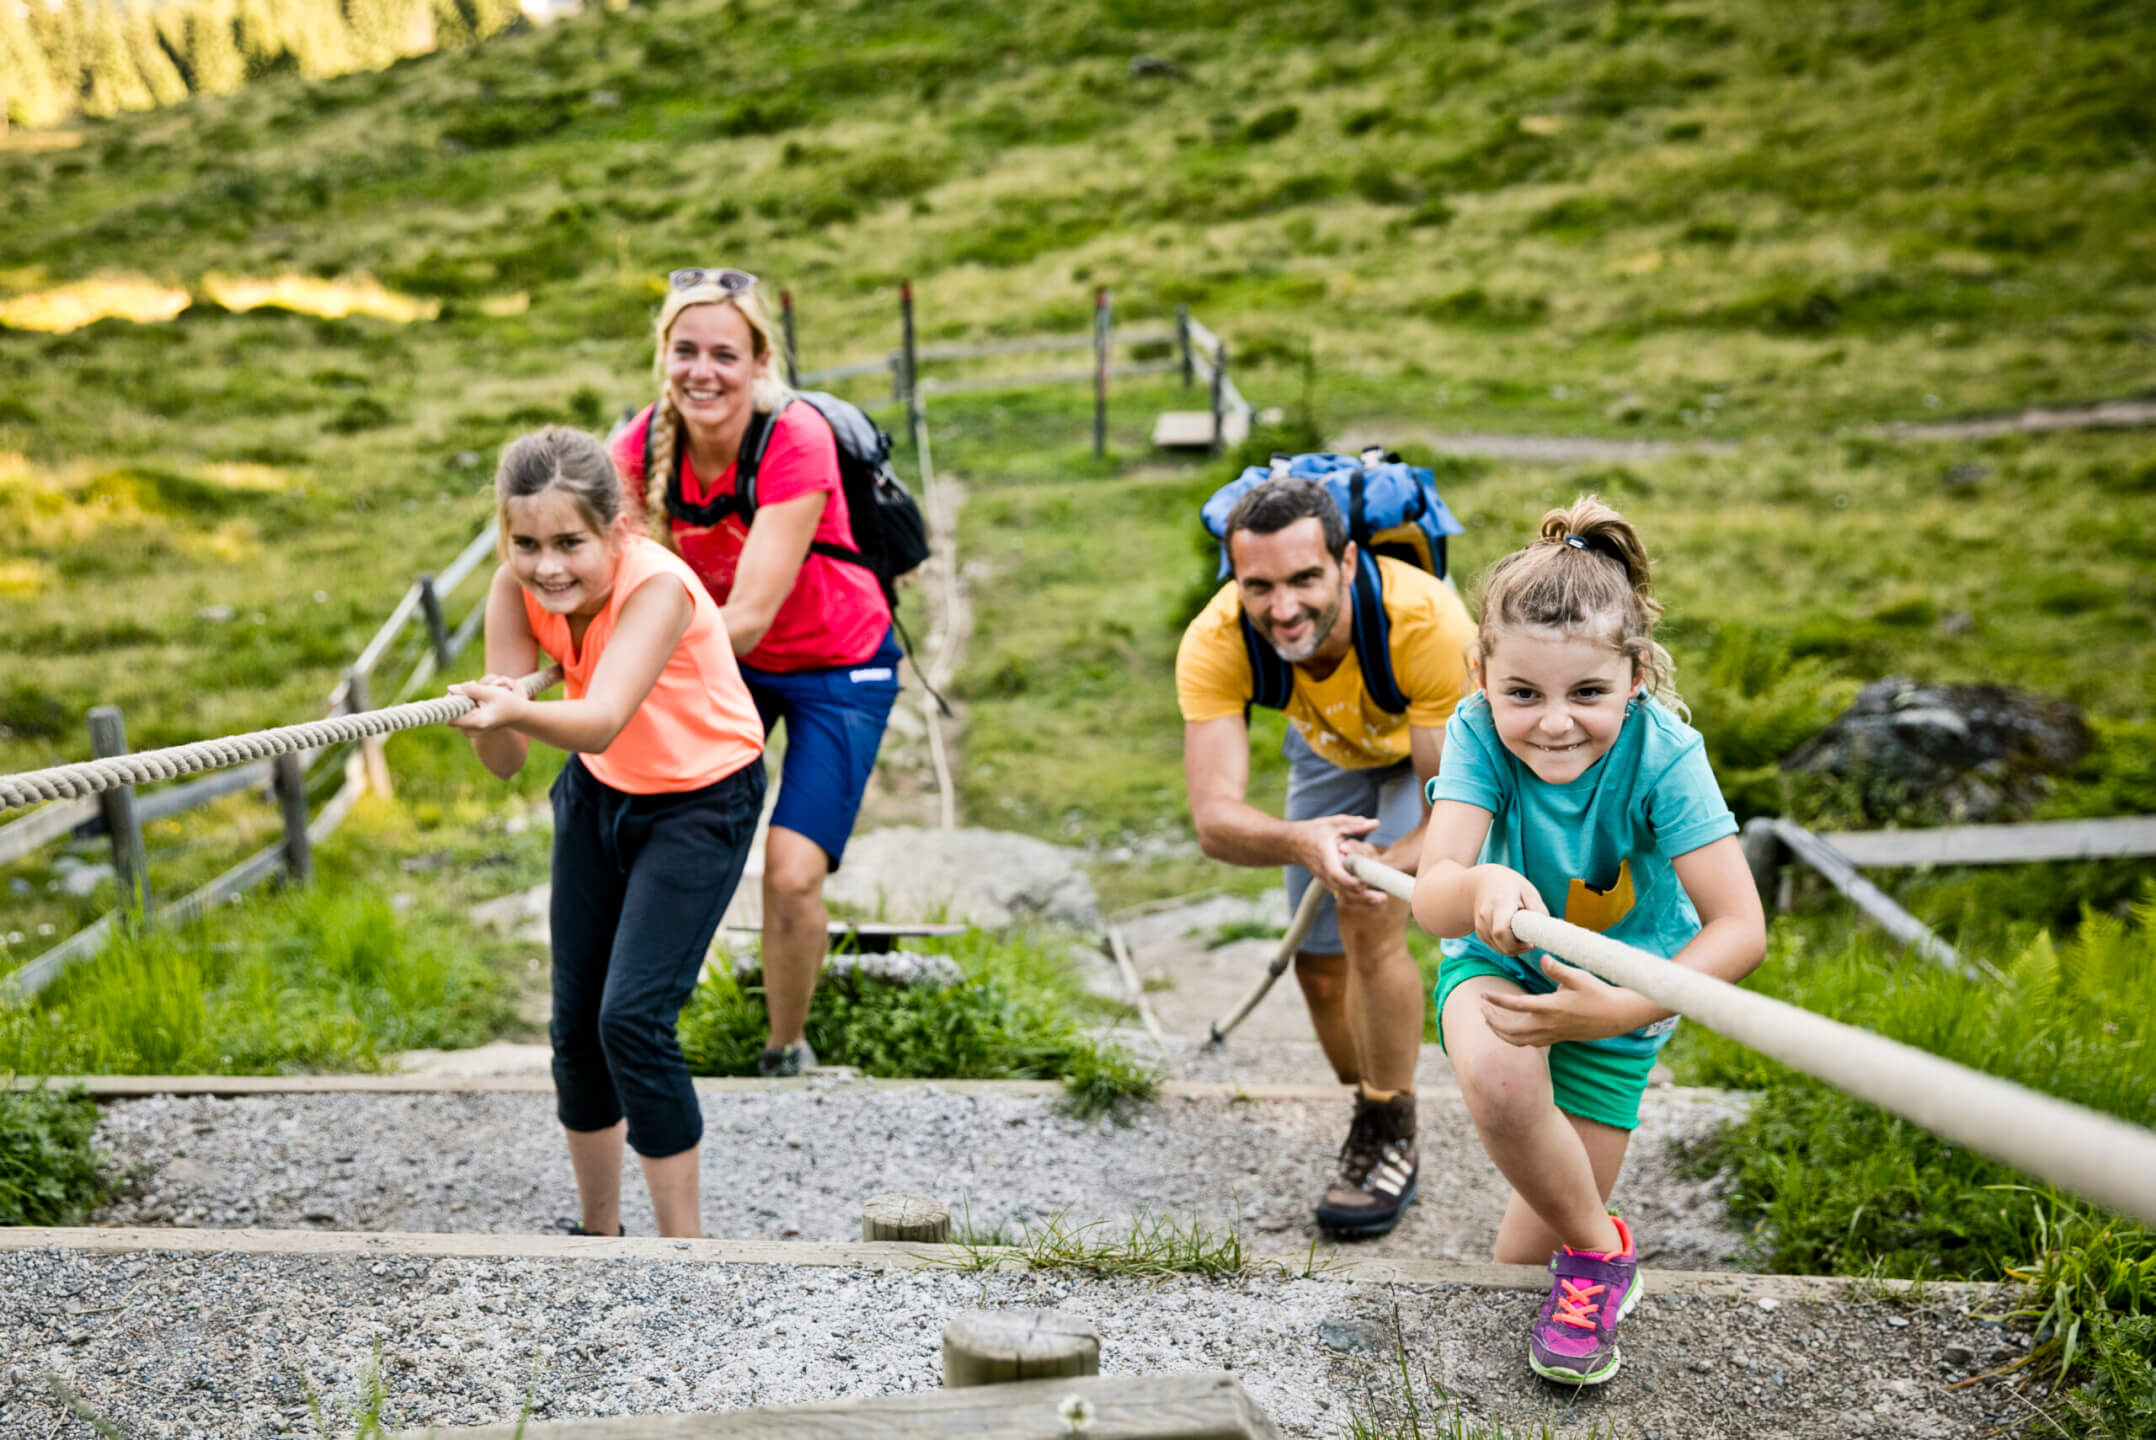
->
<box><xmin>1550</xmin><ymin>1275</ymin><xmax>1608</xmax><ymax>1330</ymax></box>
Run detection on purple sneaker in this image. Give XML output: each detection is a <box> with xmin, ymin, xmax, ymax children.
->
<box><xmin>1529</xmin><ymin>1215</ymin><xmax>1642</xmax><ymax>1386</ymax></box>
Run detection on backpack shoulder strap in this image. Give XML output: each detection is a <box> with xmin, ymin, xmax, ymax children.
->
<box><xmin>733</xmin><ymin>399</ymin><xmax>791</xmax><ymax>521</ymax></box>
<box><xmin>1351</xmin><ymin>557</ymin><xmax>1409</xmax><ymax>715</ymax></box>
<box><xmin>1237</xmin><ymin>609</ymin><xmax>1296</xmax><ymax>712</ymax></box>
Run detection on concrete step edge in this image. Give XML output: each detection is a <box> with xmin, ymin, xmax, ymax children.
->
<box><xmin>0</xmin><ymin>1224</ymin><xmax>1995</xmax><ymax>1303</ymax></box>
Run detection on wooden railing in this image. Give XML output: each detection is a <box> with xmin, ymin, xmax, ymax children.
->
<box><xmin>1739</xmin><ymin>813</ymin><xmax>2156</xmax><ymax>981</ymax></box>
<box><xmin>0</xmin><ymin>522</ymin><xmax>499</xmax><ymax>1002</ymax></box>
<box><xmin>783</xmin><ymin>287</ymin><xmax>1254</xmax><ymax>457</ymax></box>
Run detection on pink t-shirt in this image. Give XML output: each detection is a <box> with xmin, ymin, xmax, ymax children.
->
<box><xmin>614</xmin><ymin>400</ymin><xmax>892</xmax><ymax>673</ymax></box>
<box><xmin>520</xmin><ymin>537</ymin><xmax>764</xmax><ymax>795</ymax></box>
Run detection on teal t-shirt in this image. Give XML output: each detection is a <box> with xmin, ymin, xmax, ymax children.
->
<box><xmin>1426</xmin><ymin>693</ymin><xmax>1737</xmax><ymax>1058</ymax></box>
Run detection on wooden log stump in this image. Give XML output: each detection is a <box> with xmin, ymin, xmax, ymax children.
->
<box><xmin>860</xmin><ymin>1193</ymin><xmax>951</xmax><ymax>1244</ymax></box>
<box><xmin>942</xmin><ymin>1309</ymin><xmax>1099</xmax><ymax>1388</ymax></box>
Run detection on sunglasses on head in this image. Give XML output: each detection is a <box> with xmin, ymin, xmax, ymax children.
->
<box><xmin>667</xmin><ymin>267</ymin><xmax>759</xmax><ymax>295</ymax></box>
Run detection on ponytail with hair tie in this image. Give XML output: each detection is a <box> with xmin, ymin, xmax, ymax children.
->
<box><xmin>1482</xmin><ymin>494</ymin><xmax>1686</xmax><ymax>718</ymax></box>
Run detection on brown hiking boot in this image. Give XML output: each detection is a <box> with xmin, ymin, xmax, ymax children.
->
<box><xmin>1314</xmin><ymin>1089</ymin><xmax>1418</xmax><ymax>1237</ymax></box>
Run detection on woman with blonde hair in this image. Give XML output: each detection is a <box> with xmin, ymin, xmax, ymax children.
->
<box><xmin>611</xmin><ymin>267</ymin><xmax>899</xmax><ymax>1077</ymax></box>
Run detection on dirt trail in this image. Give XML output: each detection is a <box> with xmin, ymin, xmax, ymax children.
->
<box><xmin>1339</xmin><ymin>395</ymin><xmax>2156</xmax><ymax>466</ymax></box>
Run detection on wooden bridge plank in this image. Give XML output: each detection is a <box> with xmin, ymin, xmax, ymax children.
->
<box><xmin>1823</xmin><ymin>816</ymin><xmax>2156</xmax><ymax>868</ymax></box>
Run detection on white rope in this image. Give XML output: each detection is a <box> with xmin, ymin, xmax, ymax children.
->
<box><xmin>1344</xmin><ymin>854</ymin><xmax>2156</xmax><ymax>1227</ymax></box>
<box><xmin>0</xmin><ymin>668</ymin><xmax>562</xmax><ymax>815</ymax></box>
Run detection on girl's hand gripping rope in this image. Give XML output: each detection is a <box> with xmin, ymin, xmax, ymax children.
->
<box><xmin>1482</xmin><ymin>956</ymin><xmax>1644</xmax><ymax>1048</ymax></box>
<box><xmin>448</xmin><ymin>676</ymin><xmax>529</xmax><ymax>735</ymax></box>
<box><xmin>1471</xmin><ymin>863</ymin><xmax>1546</xmax><ymax>956</ymax></box>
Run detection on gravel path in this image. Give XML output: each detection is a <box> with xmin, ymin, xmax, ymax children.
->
<box><xmin>89</xmin><ymin>1084</ymin><xmax>1750</xmax><ymax>1269</ymax></box>
<box><xmin>0</xmin><ymin>1247</ymin><xmax>2018</xmax><ymax>1438</ymax></box>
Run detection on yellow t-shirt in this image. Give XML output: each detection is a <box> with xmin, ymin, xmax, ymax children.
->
<box><xmin>1175</xmin><ymin>557</ymin><xmax>1477</xmax><ymax>770</ymax></box>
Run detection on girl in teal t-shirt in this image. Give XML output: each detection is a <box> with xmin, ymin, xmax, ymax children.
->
<box><xmin>1410</xmin><ymin>496</ymin><xmax>1765</xmax><ymax>1389</ymax></box>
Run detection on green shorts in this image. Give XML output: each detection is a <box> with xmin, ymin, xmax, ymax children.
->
<box><xmin>1433</xmin><ymin>955</ymin><xmax>1657</xmax><ymax>1131</ymax></box>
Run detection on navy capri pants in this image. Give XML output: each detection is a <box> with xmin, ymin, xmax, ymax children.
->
<box><xmin>549</xmin><ymin>753</ymin><xmax>764</xmax><ymax>1158</ymax></box>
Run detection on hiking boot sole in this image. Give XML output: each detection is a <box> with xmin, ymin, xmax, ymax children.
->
<box><xmin>1314</xmin><ymin>1179</ymin><xmax>1417</xmax><ymax>1238</ymax></box>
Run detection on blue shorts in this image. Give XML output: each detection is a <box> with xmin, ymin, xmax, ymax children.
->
<box><xmin>1282</xmin><ymin>726</ymin><xmax>1424</xmax><ymax>955</ymax></box>
<box><xmin>739</xmin><ymin>628</ymin><xmax>901</xmax><ymax>870</ymax></box>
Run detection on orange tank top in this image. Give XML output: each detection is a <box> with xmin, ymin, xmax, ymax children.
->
<box><xmin>521</xmin><ymin>536</ymin><xmax>763</xmax><ymax>794</ymax></box>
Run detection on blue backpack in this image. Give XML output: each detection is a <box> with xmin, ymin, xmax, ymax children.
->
<box><xmin>1200</xmin><ymin>448</ymin><xmax>1465</xmax><ymax>716</ymax></box>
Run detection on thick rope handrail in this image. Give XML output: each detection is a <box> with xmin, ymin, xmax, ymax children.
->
<box><xmin>1344</xmin><ymin>854</ymin><xmax>2156</xmax><ymax>1227</ymax></box>
<box><xmin>0</xmin><ymin>668</ymin><xmax>562</xmax><ymax>815</ymax></box>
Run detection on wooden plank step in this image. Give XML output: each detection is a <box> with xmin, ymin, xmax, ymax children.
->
<box><xmin>394</xmin><ymin>1372</ymin><xmax>1282</xmax><ymax>1439</ymax></box>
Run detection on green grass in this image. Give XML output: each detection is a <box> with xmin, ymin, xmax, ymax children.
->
<box><xmin>0</xmin><ymin>865</ymin><xmax>519</xmax><ymax>1075</ymax></box>
<box><xmin>0</xmin><ymin>1080</ymin><xmax>105</xmax><ymax>1224</ymax></box>
<box><xmin>677</xmin><ymin>927</ymin><xmax>1159</xmax><ymax>1120</ymax></box>
<box><xmin>1666</xmin><ymin>888</ymin><xmax>2156</xmax><ymax>1435</ymax></box>
<box><xmin>948</xmin><ymin>1204</ymin><xmax>1256</xmax><ymax>1279</ymax></box>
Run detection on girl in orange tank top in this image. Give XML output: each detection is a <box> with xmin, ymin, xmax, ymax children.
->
<box><xmin>451</xmin><ymin>427</ymin><xmax>765</xmax><ymax>1241</ymax></box>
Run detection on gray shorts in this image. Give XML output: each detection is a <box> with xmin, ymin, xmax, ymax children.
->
<box><xmin>1282</xmin><ymin>726</ymin><xmax>1423</xmax><ymax>956</ymax></box>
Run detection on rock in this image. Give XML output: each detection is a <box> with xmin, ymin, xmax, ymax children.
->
<box><xmin>729</xmin><ymin>947</ymin><xmax>964</xmax><ymax>992</ymax></box>
<box><xmin>1942</xmin><ymin>1344</ymin><xmax>1975</xmax><ymax>1368</ymax></box>
<box><xmin>197</xmin><ymin>605</ymin><xmax>236</xmax><ymax>623</ymax></box>
<box><xmin>1317</xmin><ymin>1317</ymin><xmax>1385</xmax><ymax>1354</ymax></box>
<box><xmin>1128</xmin><ymin>54</ymin><xmax>1182</xmax><ymax>80</ymax></box>
<box><xmin>57</xmin><ymin>859</ymin><xmax>117</xmax><ymax>898</ymax></box>
<box><xmin>1782</xmin><ymin>677</ymin><xmax>2090</xmax><ymax>823</ymax></box>
<box><xmin>824</xmin><ymin>827</ymin><xmax>1102</xmax><ymax>933</ymax></box>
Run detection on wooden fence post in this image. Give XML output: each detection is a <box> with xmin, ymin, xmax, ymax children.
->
<box><xmin>943</xmin><ymin>1311</ymin><xmax>1099</xmax><ymax>1388</ymax></box>
<box><xmin>1093</xmin><ymin>286</ymin><xmax>1111</xmax><ymax>459</ymax></box>
<box><xmin>273</xmin><ymin>752</ymin><xmax>313</xmax><ymax>887</ymax></box>
<box><xmin>418</xmin><ymin>574</ymin><xmax>453</xmax><ymax>671</ymax></box>
<box><xmin>344</xmin><ymin>668</ymin><xmax>394</xmax><ymax>799</ymax></box>
<box><xmin>900</xmin><ymin>279</ymin><xmax>922</xmax><ymax>440</ymax></box>
<box><xmin>1176</xmin><ymin>303</ymin><xmax>1193</xmax><ymax>388</ymax></box>
<box><xmin>780</xmin><ymin>288</ymin><xmax>800</xmax><ymax>384</ymax></box>
<box><xmin>1210</xmin><ymin>338</ymin><xmax>1229</xmax><ymax>456</ymax></box>
<box><xmin>861</xmin><ymin>1193</ymin><xmax>950</xmax><ymax>1243</ymax></box>
<box><xmin>87</xmin><ymin>706</ymin><xmax>150</xmax><ymax>919</ymax></box>
<box><xmin>1739</xmin><ymin>816</ymin><xmax>1784</xmax><ymax>910</ymax></box>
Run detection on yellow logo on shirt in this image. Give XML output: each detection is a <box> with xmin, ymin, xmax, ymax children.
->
<box><xmin>1564</xmin><ymin>862</ymin><xmax>1635</xmax><ymax>933</ymax></box>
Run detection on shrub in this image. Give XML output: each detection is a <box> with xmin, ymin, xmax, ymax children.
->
<box><xmin>0</xmin><ymin>1083</ymin><xmax>107</xmax><ymax>1226</ymax></box>
<box><xmin>676</xmin><ymin>929</ymin><xmax>1157</xmax><ymax>1119</ymax></box>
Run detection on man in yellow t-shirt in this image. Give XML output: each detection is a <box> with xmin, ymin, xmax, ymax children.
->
<box><xmin>1177</xmin><ymin>479</ymin><xmax>1475</xmax><ymax>1237</ymax></box>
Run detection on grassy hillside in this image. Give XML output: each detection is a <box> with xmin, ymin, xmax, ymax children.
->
<box><xmin>2</xmin><ymin>0</ymin><xmax>2151</xmax><ymax>940</ymax></box>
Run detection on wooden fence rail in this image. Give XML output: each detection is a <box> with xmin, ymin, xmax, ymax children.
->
<box><xmin>789</xmin><ymin>285</ymin><xmax>1244</xmax><ymax>456</ymax></box>
<box><xmin>1</xmin><ymin>519</ymin><xmax>498</xmax><ymax>1003</ymax></box>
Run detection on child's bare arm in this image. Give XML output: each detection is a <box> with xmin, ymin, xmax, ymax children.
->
<box><xmin>1410</xmin><ymin>801</ymin><xmax>1546</xmax><ymax>955</ymax></box>
<box><xmin>1483</xmin><ymin>834</ymin><xmax>1766</xmax><ymax>1047</ymax></box>
<box><xmin>455</xmin><ymin>566</ymin><xmax>540</xmax><ymax>779</ymax></box>
<box><xmin>456</xmin><ymin>577</ymin><xmax>691</xmax><ymax>761</ymax></box>
<box><xmin>1666</xmin><ymin>834</ymin><xmax>1768</xmax><ymax>987</ymax></box>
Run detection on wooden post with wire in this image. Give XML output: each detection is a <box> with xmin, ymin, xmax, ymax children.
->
<box><xmin>780</xmin><ymin>289</ymin><xmax>800</xmax><ymax>383</ymax></box>
<box><xmin>1093</xmin><ymin>285</ymin><xmax>1111</xmax><ymax>458</ymax></box>
<box><xmin>273</xmin><ymin>752</ymin><xmax>312</xmax><ymax>887</ymax></box>
<box><xmin>418</xmin><ymin>574</ymin><xmax>453</xmax><ymax>671</ymax></box>
<box><xmin>87</xmin><ymin>707</ymin><xmax>150</xmax><ymax>920</ymax></box>
<box><xmin>1176</xmin><ymin>303</ymin><xmax>1193</xmax><ymax>388</ymax></box>
<box><xmin>344</xmin><ymin>669</ymin><xmax>393</xmax><ymax>799</ymax></box>
<box><xmin>900</xmin><ymin>280</ymin><xmax>923</xmax><ymax>438</ymax></box>
<box><xmin>1210</xmin><ymin>338</ymin><xmax>1229</xmax><ymax>455</ymax></box>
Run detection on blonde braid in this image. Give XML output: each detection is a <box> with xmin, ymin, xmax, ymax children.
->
<box><xmin>642</xmin><ymin>396</ymin><xmax>683</xmax><ymax>553</ymax></box>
